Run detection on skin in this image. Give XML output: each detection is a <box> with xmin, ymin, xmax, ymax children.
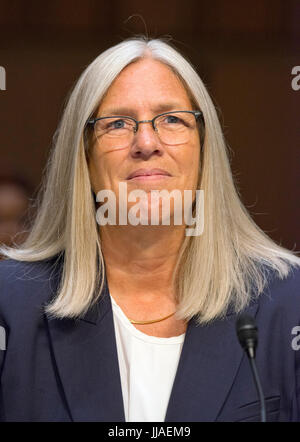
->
<box><xmin>88</xmin><ymin>58</ymin><xmax>201</xmax><ymax>337</ymax></box>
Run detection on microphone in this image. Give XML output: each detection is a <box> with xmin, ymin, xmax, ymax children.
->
<box><xmin>236</xmin><ymin>314</ymin><xmax>266</xmax><ymax>422</ymax></box>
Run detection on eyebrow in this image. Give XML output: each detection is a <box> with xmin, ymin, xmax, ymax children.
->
<box><xmin>100</xmin><ymin>103</ymin><xmax>187</xmax><ymax>117</ymax></box>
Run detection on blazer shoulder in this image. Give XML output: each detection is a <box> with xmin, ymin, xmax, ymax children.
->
<box><xmin>0</xmin><ymin>255</ymin><xmax>63</xmax><ymax>322</ymax></box>
<box><xmin>258</xmin><ymin>264</ymin><xmax>300</xmax><ymax>317</ymax></box>
<box><xmin>265</xmin><ymin>264</ymin><xmax>300</xmax><ymax>294</ymax></box>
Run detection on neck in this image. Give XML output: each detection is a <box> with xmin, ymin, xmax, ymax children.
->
<box><xmin>100</xmin><ymin>224</ymin><xmax>186</xmax><ymax>302</ymax></box>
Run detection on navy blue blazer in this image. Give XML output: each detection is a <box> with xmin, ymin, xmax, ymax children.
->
<box><xmin>0</xmin><ymin>255</ymin><xmax>299</xmax><ymax>422</ymax></box>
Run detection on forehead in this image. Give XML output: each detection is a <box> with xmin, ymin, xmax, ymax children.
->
<box><xmin>98</xmin><ymin>58</ymin><xmax>193</xmax><ymax>116</ymax></box>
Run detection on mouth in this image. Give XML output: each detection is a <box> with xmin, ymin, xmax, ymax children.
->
<box><xmin>126</xmin><ymin>168</ymin><xmax>171</xmax><ymax>181</ymax></box>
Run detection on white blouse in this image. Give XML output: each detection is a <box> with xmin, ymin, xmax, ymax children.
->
<box><xmin>110</xmin><ymin>294</ymin><xmax>186</xmax><ymax>422</ymax></box>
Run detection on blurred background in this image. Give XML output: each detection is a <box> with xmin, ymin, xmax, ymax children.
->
<box><xmin>0</xmin><ymin>0</ymin><xmax>299</xmax><ymax>251</ymax></box>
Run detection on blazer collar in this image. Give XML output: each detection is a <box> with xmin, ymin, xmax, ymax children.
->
<box><xmin>164</xmin><ymin>301</ymin><xmax>259</xmax><ymax>421</ymax></box>
<box><xmin>44</xmin><ymin>257</ymin><xmax>259</xmax><ymax>422</ymax></box>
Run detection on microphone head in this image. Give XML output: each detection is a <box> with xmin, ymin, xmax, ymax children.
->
<box><xmin>236</xmin><ymin>314</ymin><xmax>258</xmax><ymax>358</ymax></box>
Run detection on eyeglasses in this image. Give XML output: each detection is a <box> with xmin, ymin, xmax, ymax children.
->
<box><xmin>86</xmin><ymin>110</ymin><xmax>204</xmax><ymax>148</ymax></box>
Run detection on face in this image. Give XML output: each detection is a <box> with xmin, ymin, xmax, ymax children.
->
<box><xmin>88</xmin><ymin>58</ymin><xmax>201</xmax><ymax>226</ymax></box>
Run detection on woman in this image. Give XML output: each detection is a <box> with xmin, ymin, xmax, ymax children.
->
<box><xmin>0</xmin><ymin>37</ymin><xmax>299</xmax><ymax>422</ymax></box>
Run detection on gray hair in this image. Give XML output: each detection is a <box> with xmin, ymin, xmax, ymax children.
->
<box><xmin>1</xmin><ymin>37</ymin><xmax>299</xmax><ymax>323</ymax></box>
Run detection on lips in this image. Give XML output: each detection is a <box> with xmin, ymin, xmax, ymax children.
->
<box><xmin>126</xmin><ymin>168</ymin><xmax>171</xmax><ymax>180</ymax></box>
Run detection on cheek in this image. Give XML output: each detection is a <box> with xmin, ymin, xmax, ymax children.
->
<box><xmin>88</xmin><ymin>150</ymin><xmax>107</xmax><ymax>191</ymax></box>
<box><xmin>189</xmin><ymin>138</ymin><xmax>201</xmax><ymax>181</ymax></box>
<box><xmin>192</xmin><ymin>150</ymin><xmax>200</xmax><ymax>183</ymax></box>
<box><xmin>88</xmin><ymin>149</ymin><xmax>124</xmax><ymax>192</ymax></box>
<box><xmin>179</xmin><ymin>144</ymin><xmax>200</xmax><ymax>187</ymax></box>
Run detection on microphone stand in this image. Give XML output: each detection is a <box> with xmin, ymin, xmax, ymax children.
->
<box><xmin>236</xmin><ymin>314</ymin><xmax>266</xmax><ymax>422</ymax></box>
<box><xmin>248</xmin><ymin>356</ymin><xmax>266</xmax><ymax>422</ymax></box>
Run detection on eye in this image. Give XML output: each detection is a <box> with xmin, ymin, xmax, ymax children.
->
<box><xmin>107</xmin><ymin>119</ymin><xmax>126</xmax><ymax>130</ymax></box>
<box><xmin>159</xmin><ymin>114</ymin><xmax>189</xmax><ymax>127</ymax></box>
<box><xmin>165</xmin><ymin>115</ymin><xmax>181</xmax><ymax>124</ymax></box>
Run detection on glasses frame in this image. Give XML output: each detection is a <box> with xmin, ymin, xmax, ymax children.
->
<box><xmin>86</xmin><ymin>110</ymin><xmax>205</xmax><ymax>151</ymax></box>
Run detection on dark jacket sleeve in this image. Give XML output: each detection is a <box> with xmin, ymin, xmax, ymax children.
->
<box><xmin>0</xmin><ymin>288</ymin><xmax>8</xmax><ymax>422</ymax></box>
<box><xmin>291</xmin><ymin>325</ymin><xmax>300</xmax><ymax>421</ymax></box>
<box><xmin>0</xmin><ymin>266</ymin><xmax>7</xmax><ymax>380</ymax></box>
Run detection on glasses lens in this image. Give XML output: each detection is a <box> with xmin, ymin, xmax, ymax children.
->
<box><xmin>155</xmin><ymin>112</ymin><xmax>198</xmax><ymax>145</ymax></box>
<box><xmin>94</xmin><ymin>117</ymin><xmax>135</xmax><ymax>146</ymax></box>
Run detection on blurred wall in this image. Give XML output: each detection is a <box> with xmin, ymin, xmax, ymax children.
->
<box><xmin>0</xmin><ymin>0</ymin><xmax>299</xmax><ymax>249</ymax></box>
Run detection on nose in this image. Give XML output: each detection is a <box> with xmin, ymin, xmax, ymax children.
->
<box><xmin>130</xmin><ymin>122</ymin><xmax>163</xmax><ymax>160</ymax></box>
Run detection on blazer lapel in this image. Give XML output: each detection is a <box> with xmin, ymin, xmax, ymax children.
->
<box><xmin>44</xmin><ymin>255</ymin><xmax>259</xmax><ymax>422</ymax></box>
<box><xmin>44</xmin><ymin>275</ymin><xmax>125</xmax><ymax>422</ymax></box>
<box><xmin>164</xmin><ymin>301</ymin><xmax>259</xmax><ymax>422</ymax></box>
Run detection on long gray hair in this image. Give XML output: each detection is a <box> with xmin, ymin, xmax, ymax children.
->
<box><xmin>1</xmin><ymin>37</ymin><xmax>299</xmax><ymax>323</ymax></box>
